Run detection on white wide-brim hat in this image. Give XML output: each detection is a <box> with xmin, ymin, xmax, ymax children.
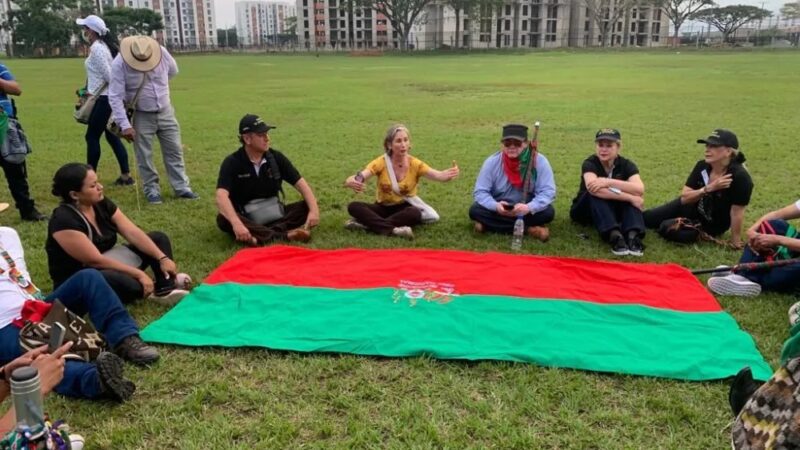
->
<box><xmin>76</xmin><ymin>15</ymin><xmax>109</xmax><ymax>36</ymax></box>
<box><xmin>120</xmin><ymin>36</ymin><xmax>162</xmax><ymax>72</ymax></box>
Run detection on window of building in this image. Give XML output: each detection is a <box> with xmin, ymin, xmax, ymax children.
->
<box><xmin>505</xmin><ymin>19</ymin><xmax>510</xmax><ymax>30</ymax></box>
<box><xmin>547</xmin><ymin>6</ymin><xmax>557</xmax><ymax>19</ymax></box>
<box><xmin>303</xmin><ymin>10</ymin><xmax>308</xmax><ymax>17</ymax></box>
<box><xmin>504</xmin><ymin>4</ymin><xmax>511</xmax><ymax>15</ymax></box>
<box><xmin>652</xmin><ymin>34</ymin><xmax>659</xmax><ymax>42</ymax></box>
<box><xmin>357</xmin><ymin>30</ymin><xmax>362</xmax><ymax>38</ymax></box>
<box><xmin>340</xmin><ymin>31</ymin><xmax>345</xmax><ymax>37</ymax></box>
<box><xmin>144</xmin><ymin>1</ymin><xmax>148</xmax><ymax>6</ymax></box>
<box><xmin>532</xmin><ymin>5</ymin><xmax>539</xmax><ymax>17</ymax></box>
<box><xmin>304</xmin><ymin>19</ymin><xmax>309</xmax><ymax>27</ymax></box>
<box><xmin>522</xmin><ymin>5</ymin><xmax>528</xmax><ymax>15</ymax></box>
<box><xmin>617</xmin><ymin>22</ymin><xmax>622</xmax><ymax>32</ymax></box>
<box><xmin>128</xmin><ymin>1</ymin><xmax>133</xmax><ymax>5</ymax></box>
<box><xmin>584</xmin><ymin>20</ymin><xmax>589</xmax><ymax>31</ymax></box>
<box><xmin>340</xmin><ymin>20</ymin><xmax>345</xmax><ymax>27</ymax></box>
<box><xmin>329</xmin><ymin>0</ymin><xmax>336</xmax><ymax>5</ymax></box>
<box><xmin>356</xmin><ymin>20</ymin><xmax>361</xmax><ymax>27</ymax></box>
<box><xmin>522</xmin><ymin>20</ymin><xmax>527</xmax><ymax>31</ymax></box>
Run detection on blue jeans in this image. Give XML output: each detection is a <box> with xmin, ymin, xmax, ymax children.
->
<box><xmin>0</xmin><ymin>269</ymin><xmax>139</xmax><ymax>399</ymax></box>
<box><xmin>570</xmin><ymin>192</ymin><xmax>645</xmax><ymax>240</ymax></box>
<box><xmin>739</xmin><ymin>220</ymin><xmax>800</xmax><ymax>293</ymax></box>
<box><xmin>86</xmin><ymin>95</ymin><xmax>130</xmax><ymax>174</ymax></box>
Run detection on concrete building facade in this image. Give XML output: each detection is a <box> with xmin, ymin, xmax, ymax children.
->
<box><xmin>235</xmin><ymin>1</ymin><xmax>297</xmax><ymax>46</ymax></box>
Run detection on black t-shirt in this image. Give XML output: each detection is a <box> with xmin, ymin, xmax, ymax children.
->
<box><xmin>685</xmin><ymin>160</ymin><xmax>753</xmax><ymax>232</ymax></box>
<box><xmin>216</xmin><ymin>147</ymin><xmax>301</xmax><ymax>212</ymax></box>
<box><xmin>46</xmin><ymin>198</ymin><xmax>119</xmax><ymax>287</ymax></box>
<box><xmin>572</xmin><ymin>154</ymin><xmax>640</xmax><ymax>203</ymax></box>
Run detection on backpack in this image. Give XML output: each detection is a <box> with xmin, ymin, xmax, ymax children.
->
<box><xmin>0</xmin><ymin>117</ymin><xmax>31</xmax><ymax>164</ymax></box>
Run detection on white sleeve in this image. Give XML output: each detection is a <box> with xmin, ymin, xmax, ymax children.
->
<box><xmin>0</xmin><ymin>227</ymin><xmax>27</xmax><ymax>273</ymax></box>
<box><xmin>795</xmin><ymin>199</ymin><xmax>800</xmax><ymax>212</ymax></box>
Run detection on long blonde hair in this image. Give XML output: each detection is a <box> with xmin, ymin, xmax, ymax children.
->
<box><xmin>383</xmin><ymin>124</ymin><xmax>410</xmax><ymax>156</ymax></box>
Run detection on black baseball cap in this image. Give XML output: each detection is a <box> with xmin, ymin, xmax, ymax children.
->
<box><xmin>239</xmin><ymin>114</ymin><xmax>275</xmax><ymax>135</ymax></box>
<box><xmin>501</xmin><ymin>124</ymin><xmax>528</xmax><ymax>142</ymax></box>
<box><xmin>697</xmin><ymin>129</ymin><xmax>738</xmax><ymax>149</ymax></box>
<box><xmin>595</xmin><ymin>128</ymin><xmax>621</xmax><ymax>142</ymax></box>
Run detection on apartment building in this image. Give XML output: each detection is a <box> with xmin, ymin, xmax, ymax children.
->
<box><xmin>296</xmin><ymin>0</ymin><xmax>669</xmax><ymax>50</ymax></box>
<box><xmin>236</xmin><ymin>1</ymin><xmax>297</xmax><ymax>46</ymax></box>
<box><xmin>101</xmin><ymin>0</ymin><xmax>216</xmax><ymax>47</ymax></box>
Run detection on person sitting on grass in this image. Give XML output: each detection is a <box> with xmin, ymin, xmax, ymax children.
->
<box><xmin>707</xmin><ymin>200</ymin><xmax>800</xmax><ymax>297</ymax></box>
<box><xmin>216</xmin><ymin>114</ymin><xmax>320</xmax><ymax>245</ymax></box>
<box><xmin>644</xmin><ymin>129</ymin><xmax>752</xmax><ymax>249</ymax></box>
<box><xmin>469</xmin><ymin>123</ymin><xmax>555</xmax><ymax>242</ymax></box>
<box><xmin>1</xmin><ymin>226</ymin><xmax>157</xmax><ymax>402</ymax></box>
<box><xmin>46</xmin><ymin>163</ymin><xmax>190</xmax><ymax>305</ymax></box>
<box><xmin>569</xmin><ymin>129</ymin><xmax>646</xmax><ymax>256</ymax></box>
<box><xmin>343</xmin><ymin>124</ymin><xmax>459</xmax><ymax>240</ymax></box>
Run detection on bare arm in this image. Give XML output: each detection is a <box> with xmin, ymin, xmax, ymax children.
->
<box><xmin>294</xmin><ymin>178</ymin><xmax>320</xmax><ymax>228</ymax></box>
<box><xmin>344</xmin><ymin>169</ymin><xmax>373</xmax><ymax>193</ymax></box>
<box><xmin>423</xmin><ymin>165</ymin><xmax>459</xmax><ymax>182</ymax></box>
<box><xmin>51</xmin><ymin>230</ymin><xmax>145</xmax><ymax>279</ymax></box>
<box><xmin>606</xmin><ymin>174</ymin><xmax>644</xmax><ymax>197</ymax></box>
<box><xmin>583</xmin><ymin>173</ymin><xmax>643</xmax><ymax>209</ymax></box>
<box><xmin>0</xmin><ymin>79</ymin><xmax>20</xmax><ymax>96</ymax></box>
<box><xmin>747</xmin><ymin>202</ymin><xmax>800</xmax><ymax>239</ymax></box>
<box><xmin>113</xmin><ymin>210</ymin><xmax>167</xmax><ymax>260</ymax></box>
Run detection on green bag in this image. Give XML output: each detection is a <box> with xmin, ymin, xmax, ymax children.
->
<box><xmin>0</xmin><ymin>110</ymin><xmax>8</xmax><ymax>149</ymax></box>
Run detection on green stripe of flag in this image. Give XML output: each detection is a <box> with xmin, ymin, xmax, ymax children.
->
<box><xmin>142</xmin><ymin>283</ymin><xmax>771</xmax><ymax>381</ymax></box>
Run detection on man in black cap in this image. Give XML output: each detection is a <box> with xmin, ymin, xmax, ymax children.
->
<box><xmin>470</xmin><ymin>123</ymin><xmax>556</xmax><ymax>241</ymax></box>
<box><xmin>215</xmin><ymin>114</ymin><xmax>320</xmax><ymax>244</ymax></box>
<box><xmin>644</xmin><ymin>128</ymin><xmax>752</xmax><ymax>248</ymax></box>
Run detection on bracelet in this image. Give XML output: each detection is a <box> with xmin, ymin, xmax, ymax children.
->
<box><xmin>159</xmin><ymin>256</ymin><xmax>170</xmax><ymax>261</ymax></box>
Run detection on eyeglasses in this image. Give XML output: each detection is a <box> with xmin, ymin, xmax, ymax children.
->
<box><xmin>502</xmin><ymin>140</ymin><xmax>525</xmax><ymax>148</ymax></box>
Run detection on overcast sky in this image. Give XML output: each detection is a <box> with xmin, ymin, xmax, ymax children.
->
<box><xmin>213</xmin><ymin>0</ymin><xmax>788</xmax><ymax>31</ymax></box>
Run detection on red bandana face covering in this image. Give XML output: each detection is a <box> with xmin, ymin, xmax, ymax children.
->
<box><xmin>502</xmin><ymin>148</ymin><xmax>531</xmax><ymax>189</ymax></box>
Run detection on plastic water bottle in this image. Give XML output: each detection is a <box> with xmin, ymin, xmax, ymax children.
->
<box><xmin>511</xmin><ymin>216</ymin><xmax>524</xmax><ymax>252</ymax></box>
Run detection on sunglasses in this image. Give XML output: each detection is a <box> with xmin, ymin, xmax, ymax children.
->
<box><xmin>502</xmin><ymin>140</ymin><xmax>525</xmax><ymax>148</ymax></box>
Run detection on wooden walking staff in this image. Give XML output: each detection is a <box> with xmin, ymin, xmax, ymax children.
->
<box><xmin>521</xmin><ymin>121</ymin><xmax>540</xmax><ymax>203</ymax></box>
<box><xmin>691</xmin><ymin>258</ymin><xmax>800</xmax><ymax>275</ymax></box>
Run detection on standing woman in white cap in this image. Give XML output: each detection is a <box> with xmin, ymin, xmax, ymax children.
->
<box><xmin>76</xmin><ymin>15</ymin><xmax>134</xmax><ymax>186</ymax></box>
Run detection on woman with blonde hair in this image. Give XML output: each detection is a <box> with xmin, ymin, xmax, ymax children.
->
<box><xmin>343</xmin><ymin>125</ymin><xmax>459</xmax><ymax>239</ymax></box>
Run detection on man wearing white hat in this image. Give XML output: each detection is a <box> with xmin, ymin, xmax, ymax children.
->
<box><xmin>108</xmin><ymin>36</ymin><xmax>197</xmax><ymax>204</ymax></box>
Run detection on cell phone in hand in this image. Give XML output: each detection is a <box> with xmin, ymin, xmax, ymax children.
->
<box><xmin>49</xmin><ymin>322</ymin><xmax>67</xmax><ymax>354</ymax></box>
<box><xmin>502</xmin><ymin>203</ymin><xmax>514</xmax><ymax>211</ymax></box>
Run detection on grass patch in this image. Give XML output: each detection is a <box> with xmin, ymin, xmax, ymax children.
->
<box><xmin>3</xmin><ymin>50</ymin><xmax>799</xmax><ymax>448</ymax></box>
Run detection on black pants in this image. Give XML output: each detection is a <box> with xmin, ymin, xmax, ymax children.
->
<box><xmin>570</xmin><ymin>192</ymin><xmax>644</xmax><ymax>240</ymax></box>
<box><xmin>217</xmin><ymin>201</ymin><xmax>309</xmax><ymax>244</ymax></box>
<box><xmin>86</xmin><ymin>95</ymin><xmax>129</xmax><ymax>174</ymax></box>
<box><xmin>100</xmin><ymin>231</ymin><xmax>176</xmax><ymax>303</ymax></box>
<box><xmin>468</xmin><ymin>202</ymin><xmax>555</xmax><ymax>233</ymax></box>
<box><xmin>0</xmin><ymin>157</ymin><xmax>35</xmax><ymax>217</ymax></box>
<box><xmin>643</xmin><ymin>197</ymin><xmax>727</xmax><ymax>236</ymax></box>
<box><xmin>348</xmin><ymin>201</ymin><xmax>421</xmax><ymax>235</ymax></box>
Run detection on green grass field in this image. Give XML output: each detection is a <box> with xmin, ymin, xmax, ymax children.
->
<box><xmin>4</xmin><ymin>49</ymin><xmax>800</xmax><ymax>448</ymax></box>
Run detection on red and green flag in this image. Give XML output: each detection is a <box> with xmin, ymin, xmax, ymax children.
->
<box><xmin>142</xmin><ymin>246</ymin><xmax>771</xmax><ymax>381</ymax></box>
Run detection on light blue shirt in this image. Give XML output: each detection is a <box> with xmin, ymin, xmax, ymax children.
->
<box><xmin>108</xmin><ymin>46</ymin><xmax>178</xmax><ymax>131</ymax></box>
<box><xmin>473</xmin><ymin>151</ymin><xmax>556</xmax><ymax>214</ymax></box>
<box><xmin>0</xmin><ymin>63</ymin><xmax>15</xmax><ymax>117</ymax></box>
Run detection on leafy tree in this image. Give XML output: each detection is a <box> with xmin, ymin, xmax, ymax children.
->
<box><xmin>6</xmin><ymin>0</ymin><xmax>77</xmax><ymax>56</ymax></box>
<box><xmin>780</xmin><ymin>1</ymin><xmax>800</xmax><ymax>18</ymax></box>
<box><xmin>692</xmin><ymin>4</ymin><xmax>771</xmax><ymax>43</ymax></box>
<box><xmin>285</xmin><ymin>15</ymin><xmax>297</xmax><ymax>35</ymax></box>
<box><xmin>216</xmin><ymin>27</ymin><xmax>238</xmax><ymax>47</ymax></box>
<box><xmin>358</xmin><ymin>0</ymin><xmax>434</xmax><ymax>50</ymax></box>
<box><xmin>584</xmin><ymin>0</ymin><xmax>636</xmax><ymax>46</ymax></box>
<box><xmin>443</xmin><ymin>0</ymin><xmax>478</xmax><ymax>48</ymax></box>
<box><xmin>662</xmin><ymin>0</ymin><xmax>715</xmax><ymax>46</ymax></box>
<box><xmin>103</xmin><ymin>7</ymin><xmax>165</xmax><ymax>37</ymax></box>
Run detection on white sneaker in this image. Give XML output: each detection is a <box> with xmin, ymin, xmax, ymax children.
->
<box><xmin>707</xmin><ymin>274</ymin><xmax>762</xmax><ymax>297</ymax></box>
<box><xmin>70</xmin><ymin>434</ymin><xmax>85</xmax><ymax>450</ymax></box>
<box><xmin>175</xmin><ymin>272</ymin><xmax>192</xmax><ymax>290</ymax></box>
<box><xmin>391</xmin><ymin>226</ymin><xmax>414</xmax><ymax>240</ymax></box>
<box><xmin>344</xmin><ymin>219</ymin><xmax>367</xmax><ymax>231</ymax></box>
<box><xmin>148</xmin><ymin>289</ymin><xmax>190</xmax><ymax>306</ymax></box>
<box><xmin>789</xmin><ymin>301</ymin><xmax>800</xmax><ymax>327</ymax></box>
<box><xmin>710</xmin><ymin>265</ymin><xmax>732</xmax><ymax>277</ymax></box>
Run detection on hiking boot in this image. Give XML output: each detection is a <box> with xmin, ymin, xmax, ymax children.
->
<box><xmin>707</xmin><ymin>274</ymin><xmax>762</xmax><ymax>297</ymax></box>
<box><xmin>148</xmin><ymin>289</ymin><xmax>189</xmax><ymax>306</ymax></box>
<box><xmin>473</xmin><ymin>221</ymin><xmax>484</xmax><ymax>234</ymax></box>
<box><xmin>728</xmin><ymin>367</ymin><xmax>763</xmax><ymax>416</ymax></box>
<box><xmin>287</xmin><ymin>228</ymin><xmax>311</xmax><ymax>242</ymax></box>
<box><xmin>344</xmin><ymin>219</ymin><xmax>367</xmax><ymax>231</ymax></box>
<box><xmin>96</xmin><ymin>352</ymin><xmax>135</xmax><ymax>402</ymax></box>
<box><xmin>391</xmin><ymin>226</ymin><xmax>414</xmax><ymax>240</ymax></box>
<box><xmin>21</xmin><ymin>208</ymin><xmax>47</xmax><ymax>222</ymax></box>
<box><xmin>114</xmin><ymin>334</ymin><xmax>160</xmax><ymax>365</ymax></box>
<box><xmin>526</xmin><ymin>226</ymin><xmax>550</xmax><ymax>242</ymax></box>
<box><xmin>610</xmin><ymin>234</ymin><xmax>629</xmax><ymax>256</ymax></box>
<box><xmin>627</xmin><ymin>234</ymin><xmax>644</xmax><ymax>257</ymax></box>
<box><xmin>113</xmin><ymin>176</ymin><xmax>135</xmax><ymax>186</ymax></box>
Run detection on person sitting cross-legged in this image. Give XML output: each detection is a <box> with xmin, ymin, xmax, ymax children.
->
<box><xmin>469</xmin><ymin>123</ymin><xmax>555</xmax><ymax>242</ymax></box>
<box><xmin>216</xmin><ymin>114</ymin><xmax>320</xmax><ymax>245</ymax></box>
<box><xmin>1</xmin><ymin>226</ymin><xmax>158</xmax><ymax>401</ymax></box>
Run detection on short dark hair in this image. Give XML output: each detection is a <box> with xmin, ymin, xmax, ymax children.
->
<box><xmin>52</xmin><ymin>163</ymin><xmax>92</xmax><ymax>203</ymax></box>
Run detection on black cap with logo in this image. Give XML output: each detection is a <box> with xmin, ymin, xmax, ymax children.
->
<box><xmin>239</xmin><ymin>114</ymin><xmax>275</xmax><ymax>135</ymax></box>
<box><xmin>501</xmin><ymin>124</ymin><xmax>528</xmax><ymax>142</ymax></box>
<box><xmin>697</xmin><ymin>129</ymin><xmax>738</xmax><ymax>149</ymax></box>
<box><xmin>595</xmin><ymin>128</ymin><xmax>621</xmax><ymax>142</ymax></box>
